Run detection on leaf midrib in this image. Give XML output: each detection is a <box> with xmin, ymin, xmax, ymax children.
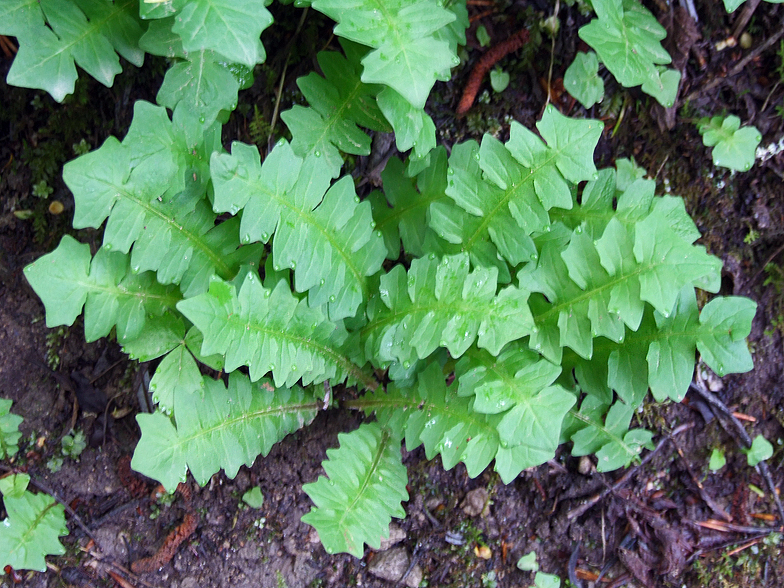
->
<box><xmin>33</xmin><ymin>0</ymin><xmax>137</xmax><ymax>73</ymax></box>
<box><xmin>100</xmin><ymin>178</ymin><xmax>233</xmax><ymax>278</ymax></box>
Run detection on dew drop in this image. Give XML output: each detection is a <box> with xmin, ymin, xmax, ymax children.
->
<box><xmin>329</xmin><ymin>295</ymin><xmax>336</xmax><ymax>302</ymax></box>
<box><xmin>314</xmin><ymin>150</ymin><xmax>321</xmax><ymax>157</ymax></box>
<box><xmin>199</xmin><ymin>116</ymin><xmax>205</xmax><ymax>123</ymax></box>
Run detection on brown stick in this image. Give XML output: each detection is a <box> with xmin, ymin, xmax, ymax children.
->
<box><xmin>456</xmin><ymin>28</ymin><xmax>530</xmax><ymax>117</ymax></box>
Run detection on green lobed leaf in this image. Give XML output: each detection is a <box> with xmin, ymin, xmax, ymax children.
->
<box><xmin>376</xmin><ymin>87</ymin><xmax>437</xmax><ymax>161</ymax></box>
<box><xmin>0</xmin><ymin>399</ymin><xmax>24</xmax><ymax>460</ymax></box>
<box><xmin>744</xmin><ymin>435</ymin><xmax>773</xmax><ymax>467</ymax></box>
<box><xmin>578</xmin><ymin>0</ymin><xmax>674</xmax><ymax>105</ymax></box>
<box><xmin>132</xmin><ymin>372</ymin><xmax>319</xmax><ymax>491</ymax></box>
<box><xmin>281</xmin><ymin>40</ymin><xmax>391</xmax><ymax>178</ymax></box>
<box><xmin>529</xmin><ymin>189</ymin><xmax>722</xmax><ymax>364</ymax></box>
<box><xmin>24</xmin><ymin>236</ymin><xmax>181</xmax><ymax>343</ymax></box>
<box><xmin>0</xmin><ymin>475</ymin><xmax>67</xmax><ymax>572</ymax></box>
<box><xmin>493</xmin><ymin>384</ymin><xmax>576</xmax><ymax>481</ymax></box>
<box><xmin>640</xmin><ymin>66</ymin><xmax>681</xmax><ymax>108</ymax></box>
<box><xmin>454</xmin><ymin>346</ymin><xmax>575</xmax><ymax>481</ymax></box>
<box><xmin>120</xmin><ymin>312</ymin><xmax>187</xmax><ymax>362</ymax></box>
<box><xmin>455</xmin><ymin>345</ymin><xmax>562</xmax><ymax>414</ymax></box>
<box><xmin>211</xmin><ymin>141</ymin><xmax>386</xmax><ymax>320</ymax></box>
<box><xmin>564</xmin><ymin>288</ymin><xmax>755</xmax><ymax>408</ymax></box>
<box><xmin>64</xmin><ymin>103</ymin><xmax>261</xmax><ymax>297</ymax></box>
<box><xmin>431</xmin><ymin>107</ymin><xmax>601</xmax><ymax>269</ymax></box>
<box><xmin>148</xmin><ymin>344</ymin><xmax>204</xmax><ymax>413</ymax></box>
<box><xmin>157</xmin><ymin>48</ymin><xmax>241</xmax><ymax>146</ymax></box>
<box><xmin>171</xmin><ymin>0</ymin><xmax>272</xmax><ymax>68</ymax></box>
<box><xmin>369</xmin><ymin>147</ymin><xmax>449</xmax><ymax>259</ymax></box>
<box><xmin>312</xmin><ymin>0</ymin><xmax>458</xmax><ymax>110</ymax></box>
<box><xmin>362</xmin><ymin>253</ymin><xmax>534</xmax><ymax>367</ymax></box>
<box><xmin>698</xmin><ymin>115</ymin><xmax>762</xmax><ymax>172</ymax></box>
<box><xmin>570</xmin><ymin>399</ymin><xmax>653</xmax><ymax>471</ymax></box>
<box><xmin>2</xmin><ymin>0</ymin><xmax>144</xmax><ymax>101</ymax></box>
<box><xmin>177</xmin><ymin>272</ymin><xmax>358</xmax><ymax>388</ymax></box>
<box><xmin>371</xmin><ymin>362</ymin><xmax>502</xmax><ymax>478</ymax></box>
<box><xmin>302</xmin><ymin>422</ymin><xmax>408</xmax><ymax>557</ymax></box>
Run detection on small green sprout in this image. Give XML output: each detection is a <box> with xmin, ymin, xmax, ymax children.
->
<box><xmin>490</xmin><ymin>67</ymin><xmax>510</xmax><ymax>93</ymax></box>
<box><xmin>743</xmin><ymin>435</ymin><xmax>773</xmax><ymax>467</ymax></box>
<box><xmin>709</xmin><ymin>448</ymin><xmax>726</xmax><ymax>471</ymax></box>
<box><xmin>698</xmin><ymin>115</ymin><xmax>762</xmax><ymax>172</ymax></box>
<box><xmin>517</xmin><ymin>551</ymin><xmax>539</xmax><ymax>571</ymax></box>
<box><xmin>242</xmin><ymin>487</ymin><xmax>264</xmax><ymax>509</ymax></box>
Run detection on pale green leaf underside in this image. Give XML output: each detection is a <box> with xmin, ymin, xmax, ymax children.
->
<box><xmin>0</xmin><ymin>482</ymin><xmax>67</xmax><ymax>572</ymax></box>
<box><xmin>2</xmin><ymin>0</ymin><xmax>144</xmax><ymax>101</ymax></box>
<box><xmin>302</xmin><ymin>422</ymin><xmax>408</xmax><ymax>557</ymax></box>
<box><xmin>177</xmin><ymin>273</ymin><xmax>354</xmax><ymax>388</ymax></box>
<box><xmin>211</xmin><ymin>141</ymin><xmax>386</xmax><ymax>320</ymax></box>
<box><xmin>132</xmin><ymin>372</ymin><xmax>318</xmax><ymax>491</ymax></box>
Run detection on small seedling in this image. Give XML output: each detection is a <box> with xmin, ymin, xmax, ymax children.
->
<box><xmin>743</xmin><ymin>435</ymin><xmax>773</xmax><ymax>467</ymax></box>
<box><xmin>698</xmin><ymin>115</ymin><xmax>762</xmax><ymax>172</ymax></box>
<box><xmin>517</xmin><ymin>551</ymin><xmax>539</xmax><ymax>571</ymax></box>
<box><xmin>533</xmin><ymin>572</ymin><xmax>561</xmax><ymax>588</ymax></box>
<box><xmin>489</xmin><ymin>67</ymin><xmax>510</xmax><ymax>93</ymax></box>
<box><xmin>709</xmin><ymin>448</ymin><xmax>726</xmax><ymax>471</ymax></box>
<box><xmin>476</xmin><ymin>25</ymin><xmax>491</xmax><ymax>48</ymax></box>
<box><xmin>242</xmin><ymin>487</ymin><xmax>264</xmax><ymax>509</ymax></box>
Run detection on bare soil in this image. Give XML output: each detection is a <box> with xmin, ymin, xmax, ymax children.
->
<box><xmin>1</xmin><ymin>1</ymin><xmax>783</xmax><ymax>587</ymax></box>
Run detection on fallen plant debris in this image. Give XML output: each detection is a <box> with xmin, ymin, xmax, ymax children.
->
<box><xmin>130</xmin><ymin>483</ymin><xmax>197</xmax><ymax>574</ymax></box>
<box><xmin>456</xmin><ymin>27</ymin><xmax>531</xmax><ymax>116</ymax></box>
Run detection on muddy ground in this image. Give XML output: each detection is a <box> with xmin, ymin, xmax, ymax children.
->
<box><xmin>1</xmin><ymin>1</ymin><xmax>783</xmax><ymax>587</ymax></box>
